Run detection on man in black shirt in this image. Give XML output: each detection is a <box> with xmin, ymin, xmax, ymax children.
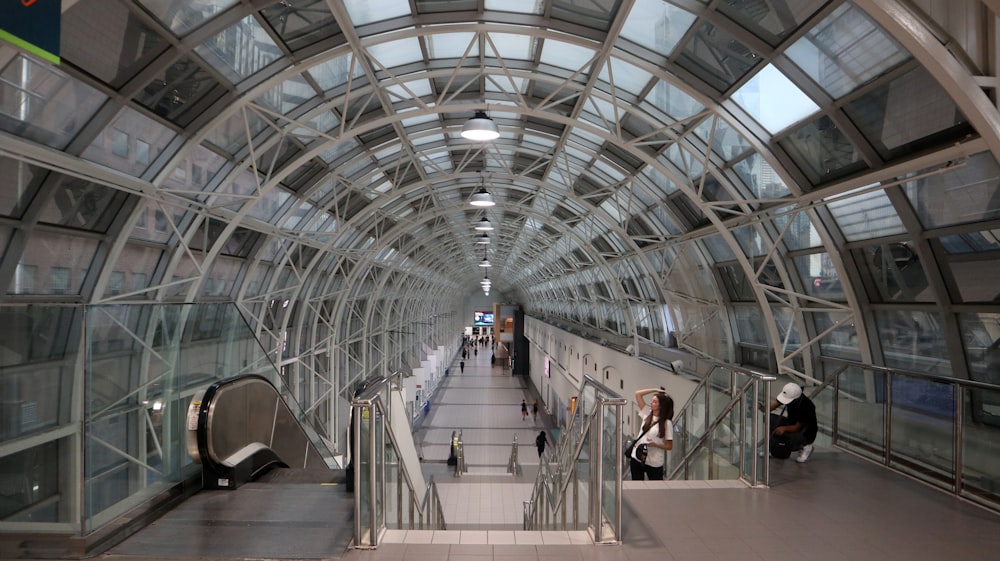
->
<box><xmin>769</xmin><ymin>382</ymin><xmax>817</xmax><ymax>463</ymax></box>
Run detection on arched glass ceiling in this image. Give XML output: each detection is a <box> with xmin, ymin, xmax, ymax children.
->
<box><xmin>1</xmin><ymin>0</ymin><xmax>1000</xmax><ymax>389</ymax></box>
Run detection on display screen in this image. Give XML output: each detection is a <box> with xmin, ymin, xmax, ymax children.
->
<box><xmin>473</xmin><ymin>311</ymin><xmax>494</xmax><ymax>326</ymax></box>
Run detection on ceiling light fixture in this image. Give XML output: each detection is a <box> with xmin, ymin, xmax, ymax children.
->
<box><xmin>474</xmin><ymin>217</ymin><xmax>494</xmax><ymax>231</ymax></box>
<box><xmin>469</xmin><ymin>187</ymin><xmax>495</xmax><ymax>207</ymax></box>
<box><xmin>461</xmin><ymin>110</ymin><xmax>500</xmax><ymax>141</ymax></box>
<box><xmin>476</xmin><ymin>233</ymin><xmax>490</xmax><ymax>244</ymax></box>
<box><xmin>469</xmin><ymin>172</ymin><xmax>496</xmax><ymax>207</ymax></box>
<box><xmin>479</xmin><ymin>248</ymin><xmax>491</xmax><ymax>268</ymax></box>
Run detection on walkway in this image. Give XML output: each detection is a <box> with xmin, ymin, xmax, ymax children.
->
<box><xmin>53</xmin><ymin>344</ymin><xmax>1000</xmax><ymax>561</ymax></box>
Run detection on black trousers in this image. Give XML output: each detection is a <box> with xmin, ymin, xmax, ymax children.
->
<box><xmin>770</xmin><ymin>413</ymin><xmax>808</xmax><ymax>453</ymax></box>
<box><xmin>629</xmin><ymin>457</ymin><xmax>664</xmax><ymax>480</ymax></box>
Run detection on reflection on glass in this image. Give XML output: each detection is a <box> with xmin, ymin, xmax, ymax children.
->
<box><xmin>779</xmin><ymin>115</ymin><xmax>867</xmax><ymax>185</ymax></box>
<box><xmin>958</xmin><ymin>313</ymin><xmax>1000</xmax><ymax>386</ymax></box>
<box><xmin>889</xmin><ymin>375</ymin><xmax>955</xmax><ymax>485</ymax></box>
<box><xmin>874</xmin><ymin>310</ymin><xmax>951</xmax><ymax>376</ymax></box>
<box><xmin>620</xmin><ymin>0</ymin><xmax>696</xmax><ymax>56</ymax></box>
<box><xmin>826</xmin><ymin>187</ymin><xmax>905</xmax><ymax>242</ymax></box>
<box><xmin>785</xmin><ymin>3</ymin><xmax>910</xmax><ymax>99</ymax></box>
<box><xmin>903</xmin><ymin>152</ymin><xmax>1000</xmax><ymax>230</ymax></box>
<box><xmin>856</xmin><ymin>242</ymin><xmax>930</xmax><ymax>302</ymax></box>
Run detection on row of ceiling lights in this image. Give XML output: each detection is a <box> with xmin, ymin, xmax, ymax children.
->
<box><xmin>462</xmin><ymin>110</ymin><xmax>500</xmax><ymax>296</ymax></box>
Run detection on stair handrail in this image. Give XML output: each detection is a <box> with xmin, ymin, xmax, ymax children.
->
<box><xmin>507</xmin><ymin>434</ymin><xmax>521</xmax><ymax>475</ymax></box>
<box><xmin>352</xmin><ymin>371</ymin><xmax>446</xmax><ymax>547</ymax></box>
<box><xmin>666</xmin><ymin>364</ymin><xmax>775</xmax><ymax>485</ymax></box>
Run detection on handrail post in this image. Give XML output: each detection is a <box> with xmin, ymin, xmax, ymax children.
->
<box><xmin>884</xmin><ymin>372</ymin><xmax>893</xmax><ymax>467</ymax></box>
<box><xmin>953</xmin><ymin>380</ymin><xmax>963</xmax><ymax>496</ymax></box>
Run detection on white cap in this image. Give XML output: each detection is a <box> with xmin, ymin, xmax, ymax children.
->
<box><xmin>777</xmin><ymin>382</ymin><xmax>802</xmax><ymax>404</ymax></box>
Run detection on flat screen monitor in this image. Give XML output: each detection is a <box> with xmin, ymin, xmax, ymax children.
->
<box><xmin>473</xmin><ymin>311</ymin><xmax>494</xmax><ymax>326</ymax></box>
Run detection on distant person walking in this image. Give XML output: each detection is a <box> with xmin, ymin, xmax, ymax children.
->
<box><xmin>532</xmin><ymin>400</ymin><xmax>539</xmax><ymax>422</ymax></box>
<box><xmin>536</xmin><ymin>431</ymin><xmax>550</xmax><ymax>458</ymax></box>
<box><xmin>521</xmin><ymin>399</ymin><xmax>528</xmax><ymax>420</ymax></box>
<box><xmin>459</xmin><ymin>360</ymin><xmax>465</xmax><ymax>373</ymax></box>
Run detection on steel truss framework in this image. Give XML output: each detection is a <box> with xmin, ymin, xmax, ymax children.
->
<box><xmin>1</xmin><ymin>0</ymin><xmax>1000</xmax><ymax>532</ymax></box>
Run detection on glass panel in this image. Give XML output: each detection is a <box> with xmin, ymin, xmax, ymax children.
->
<box><xmin>734</xmin><ymin>153</ymin><xmax>791</xmax><ymax>199</ymax></box>
<box><xmin>794</xmin><ymin>253</ymin><xmax>843</xmax><ymax>300</ymax></box>
<box><xmin>813</xmin><ymin>311</ymin><xmax>860</xmax><ymax>360</ymax></box>
<box><xmin>137</xmin><ymin>0</ymin><xmax>239</xmax><ymax>35</ymax></box>
<box><xmin>620</xmin><ymin>0</ymin><xmax>696</xmax><ymax>56</ymax></box>
<box><xmin>734</xmin><ymin>306</ymin><xmax>768</xmax><ymax>346</ymax></box>
<box><xmin>135</xmin><ymin>55</ymin><xmax>229</xmax><ymax>127</ymax></box>
<box><xmin>0</xmin><ymin>48</ymin><xmax>107</xmax><ymax>150</ymax></box>
<box><xmin>261</xmin><ymin>0</ymin><xmax>341</xmax><ymax>52</ymax></box>
<box><xmin>485</xmin><ymin>0</ymin><xmax>544</xmax><ymax>13</ymax></box>
<box><xmin>855</xmin><ymin>242</ymin><xmax>930</xmax><ymax>302</ymax></box>
<box><xmin>827</xmin><ymin>187</ymin><xmax>905</xmax><ymax>242</ymax></box>
<box><xmin>366</xmin><ymin>37</ymin><xmax>423</xmax><ymax>68</ymax></box>
<box><xmin>37</xmin><ymin>176</ymin><xmax>125</xmax><ymax>232</ymax></box>
<box><xmin>695</xmin><ymin>116</ymin><xmax>752</xmax><ymax>161</ymax></box>
<box><xmin>551</xmin><ymin>0</ymin><xmax>619</xmax><ymax>30</ymax></box>
<box><xmin>719</xmin><ymin>0</ymin><xmax>825</xmax><ymax>46</ymax></box>
<box><xmin>194</xmin><ymin>16</ymin><xmax>282</xmax><ymax>84</ymax></box>
<box><xmin>10</xmin><ymin>232</ymin><xmax>98</xmax><ymax>296</ymax></box>
<box><xmin>0</xmin><ymin>437</ymin><xmax>71</xmax><ymax>522</ymax></box>
<box><xmin>63</xmin><ymin>1</ymin><xmax>169</xmax><ymax>88</ymax></box>
<box><xmin>958</xmin><ymin>313</ymin><xmax>1000</xmax><ymax>386</ymax></box>
<box><xmin>732</xmin><ymin>64</ymin><xmax>818</xmax><ymax>134</ymax></box>
<box><xmin>597</xmin><ymin>57</ymin><xmax>652</xmax><ymax>95</ymax></box>
<box><xmin>309</xmin><ymin>54</ymin><xmax>365</xmax><ymax>92</ymax></box>
<box><xmin>845</xmin><ymin>68</ymin><xmax>969</xmax><ymax>161</ymax></box>
<box><xmin>836</xmin><ymin>366</ymin><xmax>885</xmax><ymax>461</ymax></box>
<box><xmin>83</xmin><ymin>108</ymin><xmax>177</xmax><ymax>177</ymax></box>
<box><xmin>961</xmin><ymin>385</ymin><xmax>1000</xmax><ymax>509</ymax></box>
<box><xmin>645</xmin><ymin>79</ymin><xmax>703</xmax><ymax>122</ymax></box>
<box><xmin>356</xmin><ymin>405</ymin><xmax>373</xmax><ymax>545</ymax></box>
<box><xmin>942</xmin><ymin>246</ymin><xmax>1000</xmax><ymax>303</ymax></box>
<box><xmin>875</xmin><ymin>310</ymin><xmax>952</xmax><ymax>376</ymax></box>
<box><xmin>677</xmin><ymin>22</ymin><xmax>761</xmax><ymax>91</ymax></box>
<box><xmin>598</xmin><ymin>404</ymin><xmax>620</xmax><ymax>542</ymax></box>
<box><xmin>426</xmin><ymin>32</ymin><xmax>478</xmax><ymax>59</ymax></box>
<box><xmin>769</xmin><ymin>207</ymin><xmax>820</xmax><ymax>250</ymax></box>
<box><xmin>540</xmin><ymin>38</ymin><xmax>594</xmax><ymax>71</ymax></box>
<box><xmin>344</xmin><ymin>0</ymin><xmax>410</xmax><ymax>26</ymax></box>
<box><xmin>0</xmin><ymin>157</ymin><xmax>47</xmax><ymax>218</ymax></box>
<box><xmin>779</xmin><ymin>115</ymin><xmax>867</xmax><ymax>186</ymax></box>
<box><xmin>903</xmin><ymin>152</ymin><xmax>1000</xmax><ymax>229</ymax></box>
<box><xmin>889</xmin><ymin>375</ymin><xmax>955</xmax><ymax>487</ymax></box>
<box><xmin>785</xmin><ymin>3</ymin><xmax>911</xmax><ymax>99</ymax></box>
<box><xmin>84</xmin><ymin>303</ymin><xmax>276</xmax><ymax>531</ymax></box>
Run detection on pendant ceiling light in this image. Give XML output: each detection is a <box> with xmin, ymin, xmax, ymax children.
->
<box><xmin>469</xmin><ymin>187</ymin><xmax>495</xmax><ymax>207</ymax></box>
<box><xmin>461</xmin><ymin>110</ymin><xmax>500</xmax><ymax>141</ymax></box>
<box><xmin>474</xmin><ymin>217</ymin><xmax>494</xmax><ymax>231</ymax></box>
<box><xmin>469</xmin><ymin>172</ymin><xmax>496</xmax><ymax>207</ymax></box>
<box><xmin>479</xmin><ymin>248</ymin><xmax>491</xmax><ymax>268</ymax></box>
<box><xmin>475</xmin><ymin>233</ymin><xmax>490</xmax><ymax>244</ymax></box>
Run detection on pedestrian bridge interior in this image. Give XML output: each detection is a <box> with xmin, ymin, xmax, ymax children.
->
<box><xmin>1</xmin><ymin>0</ymin><xmax>1000</xmax><ymax>558</ymax></box>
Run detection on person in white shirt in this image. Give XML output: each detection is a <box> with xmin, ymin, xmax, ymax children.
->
<box><xmin>629</xmin><ymin>387</ymin><xmax>674</xmax><ymax>480</ymax></box>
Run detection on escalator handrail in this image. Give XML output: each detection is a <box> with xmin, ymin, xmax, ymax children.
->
<box><xmin>195</xmin><ymin>373</ymin><xmax>275</xmax><ymax>473</ymax></box>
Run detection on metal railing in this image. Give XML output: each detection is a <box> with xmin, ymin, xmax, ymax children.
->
<box><xmin>667</xmin><ymin>357</ymin><xmax>1000</xmax><ymax>513</ymax></box>
<box><xmin>507</xmin><ymin>434</ymin><xmax>521</xmax><ymax>475</ymax></box>
<box><xmin>352</xmin><ymin>372</ymin><xmax>446</xmax><ymax>548</ymax></box>
<box><xmin>819</xmin><ymin>358</ymin><xmax>1000</xmax><ymax>513</ymax></box>
<box><xmin>665</xmin><ymin>364</ymin><xmax>776</xmax><ymax>487</ymax></box>
<box><xmin>523</xmin><ymin>375</ymin><xmax>626</xmax><ymax>544</ymax></box>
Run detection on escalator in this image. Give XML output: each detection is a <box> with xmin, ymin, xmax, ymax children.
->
<box><xmin>105</xmin><ymin>375</ymin><xmax>355</xmax><ymax>560</ymax></box>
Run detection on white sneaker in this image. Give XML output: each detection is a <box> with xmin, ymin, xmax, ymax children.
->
<box><xmin>796</xmin><ymin>444</ymin><xmax>814</xmax><ymax>463</ymax></box>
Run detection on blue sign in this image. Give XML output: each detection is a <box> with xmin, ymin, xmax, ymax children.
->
<box><xmin>0</xmin><ymin>0</ymin><xmax>61</xmax><ymax>64</ymax></box>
